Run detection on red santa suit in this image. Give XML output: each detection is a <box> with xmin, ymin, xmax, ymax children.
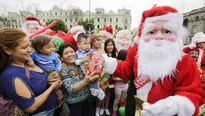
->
<box><xmin>183</xmin><ymin>32</ymin><xmax>205</xmax><ymax>71</ymax></box>
<box><xmin>102</xmin><ymin>6</ymin><xmax>205</xmax><ymax>116</ymax></box>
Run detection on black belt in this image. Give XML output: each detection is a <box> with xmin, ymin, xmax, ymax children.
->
<box><xmin>201</xmin><ymin>64</ymin><xmax>205</xmax><ymax>67</ymax></box>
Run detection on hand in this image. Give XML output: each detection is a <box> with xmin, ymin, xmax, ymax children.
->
<box><xmin>141</xmin><ymin>97</ymin><xmax>178</xmax><ymax>116</ymax></box>
<box><xmin>83</xmin><ymin>71</ymin><xmax>100</xmax><ymax>84</ymax></box>
<box><xmin>50</xmin><ymin>79</ymin><xmax>62</xmax><ymax>91</ymax></box>
<box><xmin>48</xmin><ymin>71</ymin><xmax>61</xmax><ymax>84</ymax></box>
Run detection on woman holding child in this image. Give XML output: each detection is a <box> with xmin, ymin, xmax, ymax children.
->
<box><xmin>58</xmin><ymin>43</ymin><xmax>99</xmax><ymax>116</ymax></box>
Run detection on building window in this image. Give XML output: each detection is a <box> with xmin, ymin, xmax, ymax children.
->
<box><xmin>65</xmin><ymin>13</ymin><xmax>67</xmax><ymax>15</ymax></box>
<box><xmin>65</xmin><ymin>19</ymin><xmax>67</xmax><ymax>22</ymax></box>
<box><xmin>50</xmin><ymin>13</ymin><xmax>52</xmax><ymax>15</ymax></box>
<box><xmin>16</xmin><ymin>25</ymin><xmax>18</xmax><ymax>28</ymax></box>
<box><xmin>75</xmin><ymin>18</ymin><xmax>78</xmax><ymax>22</ymax></box>
<box><xmin>43</xmin><ymin>19</ymin><xmax>45</xmax><ymax>22</ymax></box>
<box><xmin>42</xmin><ymin>14</ymin><xmax>44</xmax><ymax>16</ymax></box>
<box><xmin>70</xmin><ymin>19</ymin><xmax>72</xmax><ymax>22</ymax></box>
<box><xmin>195</xmin><ymin>16</ymin><xmax>199</xmax><ymax>22</ymax></box>
<box><xmin>116</xmin><ymin>18</ymin><xmax>118</xmax><ymax>22</ymax></box>
<box><xmin>125</xmin><ymin>26</ymin><xmax>127</xmax><ymax>29</ymax></box>
<box><xmin>60</xmin><ymin>12</ymin><xmax>62</xmax><ymax>15</ymax></box>
<box><xmin>97</xmin><ymin>25</ymin><xmax>100</xmax><ymax>29</ymax></box>
<box><xmin>55</xmin><ymin>12</ymin><xmax>57</xmax><ymax>15</ymax></box>
<box><xmin>98</xmin><ymin>18</ymin><xmax>100</xmax><ymax>22</ymax></box>
<box><xmin>110</xmin><ymin>18</ymin><xmax>112</xmax><ymax>22</ymax></box>
<box><xmin>115</xmin><ymin>25</ymin><xmax>118</xmax><ymax>29</ymax></box>
<box><xmin>104</xmin><ymin>18</ymin><xmax>106</xmax><ymax>22</ymax></box>
<box><xmin>70</xmin><ymin>25</ymin><xmax>72</xmax><ymax>28</ymax></box>
<box><xmin>125</xmin><ymin>19</ymin><xmax>127</xmax><ymax>23</ymax></box>
<box><xmin>19</xmin><ymin>25</ymin><xmax>21</xmax><ymax>27</ymax></box>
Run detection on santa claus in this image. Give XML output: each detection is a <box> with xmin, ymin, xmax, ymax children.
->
<box><xmin>102</xmin><ymin>6</ymin><xmax>205</xmax><ymax>116</ymax></box>
<box><xmin>21</xmin><ymin>16</ymin><xmax>43</xmax><ymax>37</ymax></box>
<box><xmin>115</xmin><ymin>29</ymin><xmax>131</xmax><ymax>51</ymax></box>
<box><xmin>183</xmin><ymin>32</ymin><xmax>205</xmax><ymax>71</ymax></box>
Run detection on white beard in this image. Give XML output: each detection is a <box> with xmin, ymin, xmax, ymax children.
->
<box><xmin>137</xmin><ymin>38</ymin><xmax>183</xmax><ymax>81</ymax></box>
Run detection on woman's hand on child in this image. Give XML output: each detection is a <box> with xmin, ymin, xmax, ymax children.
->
<box><xmin>50</xmin><ymin>79</ymin><xmax>62</xmax><ymax>91</ymax></box>
<box><xmin>83</xmin><ymin>71</ymin><xmax>100</xmax><ymax>84</ymax></box>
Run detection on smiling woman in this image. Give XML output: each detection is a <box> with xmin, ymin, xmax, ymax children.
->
<box><xmin>0</xmin><ymin>27</ymin><xmax>61</xmax><ymax>116</ymax></box>
<box><xmin>58</xmin><ymin>43</ymin><xmax>99</xmax><ymax>116</ymax></box>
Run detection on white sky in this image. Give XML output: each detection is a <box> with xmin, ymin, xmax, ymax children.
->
<box><xmin>0</xmin><ymin>0</ymin><xmax>205</xmax><ymax>29</ymax></box>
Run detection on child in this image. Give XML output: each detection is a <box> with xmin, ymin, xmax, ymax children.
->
<box><xmin>98</xmin><ymin>38</ymin><xmax>117</xmax><ymax>116</ymax></box>
<box><xmin>112</xmin><ymin>49</ymin><xmax>128</xmax><ymax>116</ymax></box>
<box><xmin>75</xmin><ymin>32</ymin><xmax>105</xmax><ymax>100</ymax></box>
<box><xmin>30</xmin><ymin>35</ymin><xmax>61</xmax><ymax>72</ymax></box>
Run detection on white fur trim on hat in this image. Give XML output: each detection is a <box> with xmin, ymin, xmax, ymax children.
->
<box><xmin>99</xmin><ymin>30</ymin><xmax>113</xmax><ymax>38</ymax></box>
<box><xmin>70</xmin><ymin>25</ymin><xmax>85</xmax><ymax>33</ymax></box>
<box><xmin>191</xmin><ymin>32</ymin><xmax>205</xmax><ymax>44</ymax></box>
<box><xmin>145</xmin><ymin>12</ymin><xmax>183</xmax><ymax>26</ymax></box>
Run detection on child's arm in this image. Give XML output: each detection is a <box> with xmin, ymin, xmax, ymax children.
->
<box><xmin>54</xmin><ymin>54</ymin><xmax>61</xmax><ymax>72</ymax></box>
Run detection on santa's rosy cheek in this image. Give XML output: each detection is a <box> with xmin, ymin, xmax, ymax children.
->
<box><xmin>165</xmin><ymin>34</ymin><xmax>177</xmax><ymax>42</ymax></box>
<box><xmin>144</xmin><ymin>36</ymin><xmax>152</xmax><ymax>43</ymax></box>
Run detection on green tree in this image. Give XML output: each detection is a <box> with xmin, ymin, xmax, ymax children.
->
<box><xmin>46</xmin><ymin>19</ymin><xmax>68</xmax><ymax>33</ymax></box>
<box><xmin>78</xmin><ymin>18</ymin><xmax>95</xmax><ymax>34</ymax></box>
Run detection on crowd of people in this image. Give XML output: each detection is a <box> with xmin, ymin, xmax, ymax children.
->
<box><xmin>0</xmin><ymin>4</ymin><xmax>205</xmax><ymax>116</ymax></box>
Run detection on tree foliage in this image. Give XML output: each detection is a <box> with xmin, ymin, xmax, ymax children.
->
<box><xmin>46</xmin><ymin>19</ymin><xmax>68</xmax><ymax>33</ymax></box>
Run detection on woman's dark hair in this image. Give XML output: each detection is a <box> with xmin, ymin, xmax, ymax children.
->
<box><xmin>57</xmin><ymin>43</ymin><xmax>75</xmax><ymax>57</ymax></box>
<box><xmin>117</xmin><ymin>49</ymin><xmax>127</xmax><ymax>61</ymax></box>
<box><xmin>31</xmin><ymin>35</ymin><xmax>51</xmax><ymax>53</ymax></box>
<box><xmin>104</xmin><ymin>38</ymin><xmax>117</xmax><ymax>58</ymax></box>
<box><xmin>0</xmin><ymin>28</ymin><xmax>27</xmax><ymax>72</ymax></box>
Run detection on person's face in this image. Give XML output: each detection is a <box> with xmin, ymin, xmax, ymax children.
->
<box><xmin>40</xmin><ymin>41</ymin><xmax>55</xmax><ymax>55</ymax></box>
<box><xmin>197</xmin><ymin>42</ymin><xmax>205</xmax><ymax>49</ymax></box>
<box><xmin>78</xmin><ymin>38</ymin><xmax>91</xmax><ymax>51</ymax></box>
<box><xmin>62</xmin><ymin>47</ymin><xmax>76</xmax><ymax>64</ymax></box>
<box><xmin>143</xmin><ymin>20</ymin><xmax>177</xmax><ymax>45</ymax></box>
<box><xmin>8</xmin><ymin>37</ymin><xmax>32</xmax><ymax>63</ymax></box>
<box><xmin>93</xmin><ymin>37</ymin><xmax>102</xmax><ymax>49</ymax></box>
<box><xmin>106</xmin><ymin>41</ymin><xmax>114</xmax><ymax>53</ymax></box>
<box><xmin>26</xmin><ymin>23</ymin><xmax>39</xmax><ymax>34</ymax></box>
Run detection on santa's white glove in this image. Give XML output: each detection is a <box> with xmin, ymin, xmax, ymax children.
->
<box><xmin>141</xmin><ymin>97</ymin><xmax>178</xmax><ymax>116</ymax></box>
<box><xmin>188</xmin><ymin>42</ymin><xmax>196</xmax><ymax>49</ymax></box>
<box><xmin>102</xmin><ymin>55</ymin><xmax>117</xmax><ymax>74</ymax></box>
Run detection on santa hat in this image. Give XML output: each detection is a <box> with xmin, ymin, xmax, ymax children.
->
<box><xmin>191</xmin><ymin>32</ymin><xmax>205</xmax><ymax>44</ymax></box>
<box><xmin>137</xmin><ymin>5</ymin><xmax>183</xmax><ymax>37</ymax></box>
<box><xmin>24</xmin><ymin>16</ymin><xmax>43</xmax><ymax>26</ymax></box>
<box><xmin>70</xmin><ymin>25</ymin><xmax>85</xmax><ymax>34</ymax></box>
<box><xmin>99</xmin><ymin>25</ymin><xmax>113</xmax><ymax>38</ymax></box>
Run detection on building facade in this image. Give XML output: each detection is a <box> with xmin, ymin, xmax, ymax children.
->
<box><xmin>183</xmin><ymin>7</ymin><xmax>205</xmax><ymax>43</ymax></box>
<box><xmin>1</xmin><ymin>5</ymin><xmax>132</xmax><ymax>33</ymax></box>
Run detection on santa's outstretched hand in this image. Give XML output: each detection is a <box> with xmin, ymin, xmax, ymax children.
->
<box><xmin>141</xmin><ymin>96</ymin><xmax>194</xmax><ymax>116</ymax></box>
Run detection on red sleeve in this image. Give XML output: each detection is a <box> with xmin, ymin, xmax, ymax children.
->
<box><xmin>182</xmin><ymin>46</ymin><xmax>192</xmax><ymax>54</ymax></box>
<box><xmin>175</xmin><ymin>54</ymin><xmax>205</xmax><ymax>116</ymax></box>
<box><xmin>113</xmin><ymin>45</ymin><xmax>137</xmax><ymax>82</ymax></box>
